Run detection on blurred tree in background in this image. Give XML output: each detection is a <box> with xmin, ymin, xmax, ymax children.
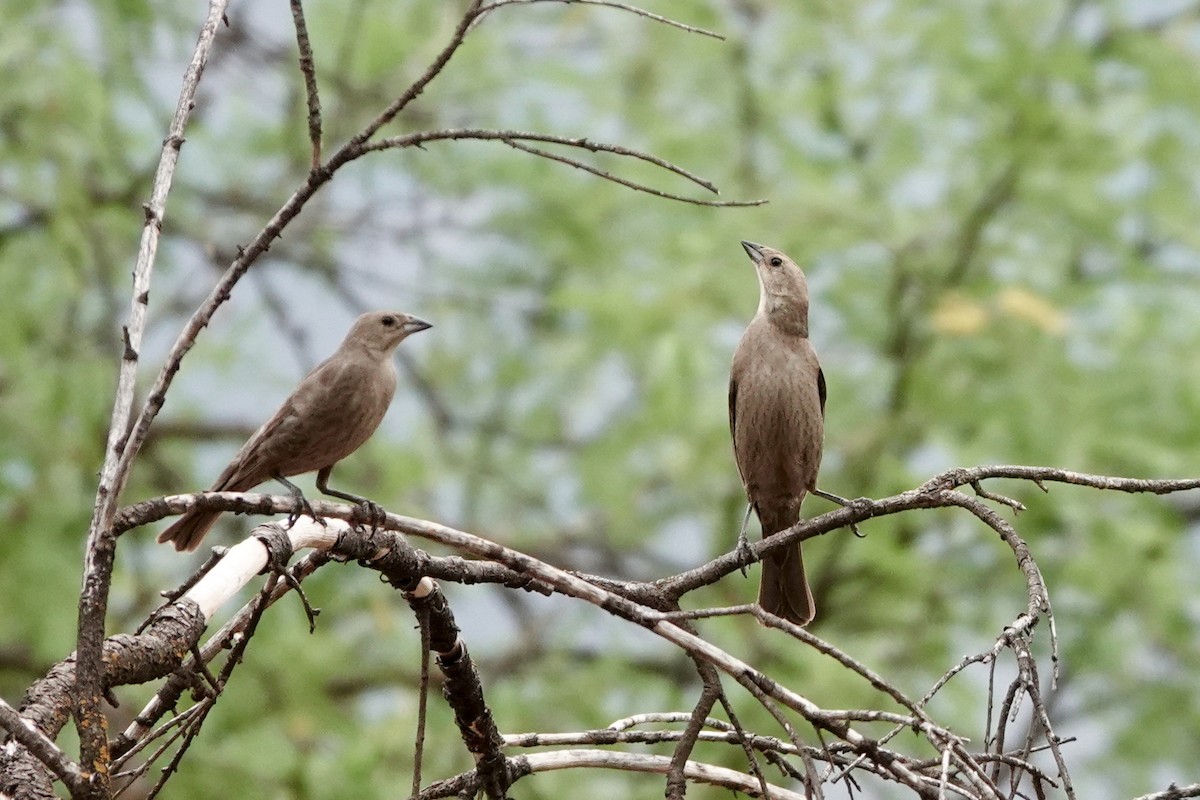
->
<box><xmin>1</xmin><ymin>0</ymin><xmax>1198</xmax><ymax>797</ymax></box>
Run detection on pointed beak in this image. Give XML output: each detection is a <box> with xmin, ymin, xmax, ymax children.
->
<box><xmin>403</xmin><ymin>316</ymin><xmax>433</xmax><ymax>335</ymax></box>
<box><xmin>741</xmin><ymin>240</ymin><xmax>765</xmax><ymax>264</ymax></box>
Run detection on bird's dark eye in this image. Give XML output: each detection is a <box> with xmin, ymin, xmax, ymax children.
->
<box><xmin>381</xmin><ymin>315</ymin><xmax>396</xmax><ymax>326</ymax></box>
<box><xmin>769</xmin><ymin>257</ymin><xmax>783</xmax><ymax>267</ymax></box>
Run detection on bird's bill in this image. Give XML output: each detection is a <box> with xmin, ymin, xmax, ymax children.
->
<box><xmin>741</xmin><ymin>240</ymin><xmax>766</xmax><ymax>264</ymax></box>
<box><xmin>403</xmin><ymin>316</ymin><xmax>433</xmax><ymax>334</ymax></box>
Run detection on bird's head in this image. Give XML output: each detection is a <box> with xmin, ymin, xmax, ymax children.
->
<box><xmin>345</xmin><ymin>310</ymin><xmax>433</xmax><ymax>356</ymax></box>
<box><xmin>741</xmin><ymin>241</ymin><xmax>810</xmax><ymax>336</ymax></box>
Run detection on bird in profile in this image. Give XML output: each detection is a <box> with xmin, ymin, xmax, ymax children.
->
<box><xmin>157</xmin><ymin>310</ymin><xmax>432</xmax><ymax>551</ymax></box>
<box><xmin>729</xmin><ymin>241</ymin><xmax>825</xmax><ymax>626</ymax></box>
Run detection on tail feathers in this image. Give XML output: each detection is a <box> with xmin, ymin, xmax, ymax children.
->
<box><xmin>158</xmin><ymin>464</ymin><xmax>259</xmax><ymax>552</ymax></box>
<box><xmin>156</xmin><ymin>508</ymin><xmax>224</xmax><ymax>552</ymax></box>
<box><xmin>755</xmin><ymin>501</ymin><xmax>815</xmax><ymax>626</ymax></box>
<box><xmin>757</xmin><ymin>541</ymin><xmax>814</xmax><ymax>626</ymax></box>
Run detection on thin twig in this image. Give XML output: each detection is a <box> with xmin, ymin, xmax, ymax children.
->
<box><xmin>715</xmin><ymin>691</ymin><xmax>774</xmax><ymax>800</ymax></box>
<box><xmin>755</xmin><ymin>608</ymin><xmax>934</xmax><ymax>722</ymax></box>
<box><xmin>666</xmin><ymin>680</ymin><xmax>718</xmax><ymax>800</ymax></box>
<box><xmin>411</xmin><ymin>603</ymin><xmax>431</xmax><ymax>797</ymax></box>
<box><xmin>289</xmin><ymin>0</ymin><xmax>323</xmax><ymax>169</ymax></box>
<box><xmin>361</xmin><ymin>127</ymin><xmax>760</xmax><ymax>201</ymax></box>
<box><xmin>112</xmin><ymin>705</ymin><xmax>206</xmax><ymax>798</ymax></box>
<box><xmin>971</xmin><ymin>480</ymin><xmax>1026</xmax><ymax>513</ymax></box>
<box><xmin>1014</xmin><ymin>639</ymin><xmax>1075</xmax><ymax>800</ymax></box>
<box><xmin>505</xmin><ymin>138</ymin><xmax>762</xmax><ymax>206</ymax></box>
<box><xmin>474</xmin><ymin>0</ymin><xmax>724</xmax><ymax>40</ymax></box>
<box><xmin>918</xmin><ymin>465</ymin><xmax>1200</xmax><ymax>496</ymax></box>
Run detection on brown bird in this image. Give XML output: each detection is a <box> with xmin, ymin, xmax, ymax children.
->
<box><xmin>157</xmin><ymin>310</ymin><xmax>432</xmax><ymax>551</ymax></box>
<box><xmin>729</xmin><ymin>241</ymin><xmax>825</xmax><ymax>626</ymax></box>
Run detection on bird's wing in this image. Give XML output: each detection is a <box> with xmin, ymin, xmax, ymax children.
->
<box><xmin>728</xmin><ymin>375</ymin><xmax>738</xmax><ymax>439</ymax></box>
<box><xmin>817</xmin><ymin>366</ymin><xmax>827</xmax><ymax>418</ymax></box>
<box><xmin>211</xmin><ymin>399</ymin><xmax>300</xmax><ymax>491</ymax></box>
<box><xmin>211</xmin><ymin>353</ymin><xmax>340</xmax><ymax>490</ymax></box>
<box><xmin>728</xmin><ymin>368</ymin><xmax>750</xmax><ymax>490</ymax></box>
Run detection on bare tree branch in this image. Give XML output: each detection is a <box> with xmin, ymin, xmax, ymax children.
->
<box><xmin>360</xmin><ymin>127</ymin><xmax>765</xmax><ymax>204</ymax></box>
<box><xmin>1132</xmin><ymin>784</ymin><xmax>1200</xmax><ymax>800</ymax></box>
<box><xmin>502</xmin><ymin>138</ymin><xmax>763</xmax><ymax>206</ymax></box>
<box><xmin>73</xmin><ymin>2</ymin><xmax>231</xmax><ymax>789</ymax></box>
<box><xmin>425</xmin><ymin>750</ymin><xmax>809</xmax><ymax>800</ymax></box>
<box><xmin>474</xmin><ymin>0</ymin><xmax>724</xmax><ymax>40</ymax></box>
<box><xmin>917</xmin><ymin>465</ymin><xmax>1200</xmax><ymax>496</ymax></box>
<box><xmin>288</xmin><ymin>0</ymin><xmax>323</xmax><ymax>169</ymax></box>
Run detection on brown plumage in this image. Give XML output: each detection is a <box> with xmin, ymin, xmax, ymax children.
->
<box><xmin>157</xmin><ymin>310</ymin><xmax>432</xmax><ymax>551</ymax></box>
<box><xmin>729</xmin><ymin>241</ymin><xmax>825</xmax><ymax>626</ymax></box>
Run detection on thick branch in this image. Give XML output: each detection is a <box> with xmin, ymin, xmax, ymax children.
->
<box><xmin>4</xmin><ymin>603</ymin><xmax>206</xmax><ymax>796</ymax></box>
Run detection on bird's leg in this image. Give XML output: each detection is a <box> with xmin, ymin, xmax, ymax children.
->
<box><xmin>316</xmin><ymin>466</ymin><xmax>386</xmax><ymax>532</ymax></box>
<box><xmin>811</xmin><ymin>487</ymin><xmax>866</xmax><ymax>538</ymax></box>
<box><xmin>273</xmin><ymin>473</ymin><xmax>320</xmax><ymax>527</ymax></box>
<box><xmin>735</xmin><ymin>502</ymin><xmax>757</xmax><ymax>577</ymax></box>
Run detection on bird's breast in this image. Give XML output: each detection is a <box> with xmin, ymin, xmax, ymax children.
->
<box><xmin>731</xmin><ymin>326</ymin><xmax>824</xmax><ymax>500</ymax></box>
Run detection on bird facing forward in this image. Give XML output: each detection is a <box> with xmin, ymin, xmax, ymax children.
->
<box><xmin>157</xmin><ymin>310</ymin><xmax>432</xmax><ymax>552</ymax></box>
<box><xmin>729</xmin><ymin>241</ymin><xmax>825</xmax><ymax>626</ymax></box>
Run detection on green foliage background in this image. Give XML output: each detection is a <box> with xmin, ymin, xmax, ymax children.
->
<box><xmin>1</xmin><ymin>0</ymin><xmax>1198</xmax><ymax>797</ymax></box>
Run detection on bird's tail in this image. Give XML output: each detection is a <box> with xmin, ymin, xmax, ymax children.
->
<box><xmin>156</xmin><ymin>508</ymin><xmax>224</xmax><ymax>553</ymax></box>
<box><xmin>756</xmin><ymin>505</ymin><xmax>815</xmax><ymax>626</ymax></box>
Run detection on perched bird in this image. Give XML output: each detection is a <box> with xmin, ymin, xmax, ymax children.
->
<box><xmin>158</xmin><ymin>310</ymin><xmax>432</xmax><ymax>552</ymax></box>
<box><xmin>729</xmin><ymin>241</ymin><xmax>825</xmax><ymax>626</ymax></box>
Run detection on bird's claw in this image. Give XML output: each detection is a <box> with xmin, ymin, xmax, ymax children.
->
<box><xmin>735</xmin><ymin>531</ymin><xmax>758</xmax><ymax>578</ymax></box>
<box><xmin>352</xmin><ymin>499</ymin><xmax>387</xmax><ymax>533</ymax></box>
<box><xmin>285</xmin><ymin>494</ymin><xmax>321</xmax><ymax>529</ymax></box>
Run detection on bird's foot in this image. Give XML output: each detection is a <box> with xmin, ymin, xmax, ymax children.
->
<box><xmin>275</xmin><ymin>473</ymin><xmax>324</xmax><ymax>528</ymax></box>
<box><xmin>734</xmin><ymin>502</ymin><xmax>757</xmax><ymax>577</ymax></box>
<box><xmin>812</xmin><ymin>487</ymin><xmax>869</xmax><ymax>538</ymax></box>
<box><xmin>352</xmin><ymin>498</ymin><xmax>387</xmax><ymax>534</ymax></box>
<box><xmin>735</xmin><ymin>529</ymin><xmax>758</xmax><ymax>577</ymax></box>
<box><xmin>285</xmin><ymin>493</ymin><xmax>322</xmax><ymax>529</ymax></box>
<box><xmin>315</xmin><ymin>471</ymin><xmax>383</xmax><ymax>533</ymax></box>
